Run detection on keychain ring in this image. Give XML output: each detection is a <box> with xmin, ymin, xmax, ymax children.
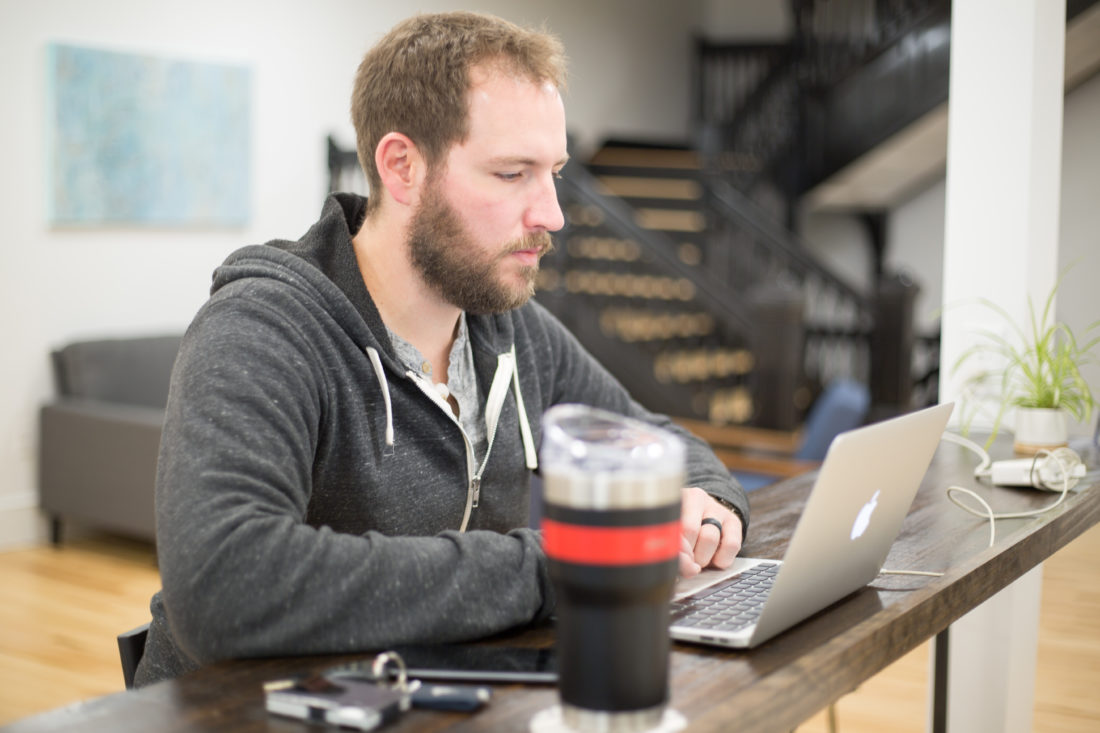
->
<box><xmin>371</xmin><ymin>651</ymin><xmax>409</xmax><ymax>690</ymax></box>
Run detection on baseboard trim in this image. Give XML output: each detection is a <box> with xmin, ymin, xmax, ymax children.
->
<box><xmin>0</xmin><ymin>491</ymin><xmax>47</xmax><ymax>550</ymax></box>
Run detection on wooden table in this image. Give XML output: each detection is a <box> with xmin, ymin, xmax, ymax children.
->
<box><xmin>10</xmin><ymin>438</ymin><xmax>1100</xmax><ymax>732</ymax></box>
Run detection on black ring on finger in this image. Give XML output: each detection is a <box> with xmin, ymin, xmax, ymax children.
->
<box><xmin>700</xmin><ymin>516</ymin><xmax>724</xmax><ymax>540</ymax></box>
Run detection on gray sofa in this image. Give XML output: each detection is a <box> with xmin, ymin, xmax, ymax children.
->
<box><xmin>38</xmin><ymin>334</ymin><xmax>182</xmax><ymax>544</ymax></box>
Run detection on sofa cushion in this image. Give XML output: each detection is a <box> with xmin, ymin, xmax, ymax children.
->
<box><xmin>52</xmin><ymin>335</ymin><xmax>183</xmax><ymax>409</ymax></box>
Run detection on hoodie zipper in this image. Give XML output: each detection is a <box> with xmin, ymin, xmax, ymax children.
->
<box><xmin>406</xmin><ymin>351</ymin><xmax>515</xmax><ymax>531</ymax></box>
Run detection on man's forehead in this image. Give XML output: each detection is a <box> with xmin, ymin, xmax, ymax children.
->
<box><xmin>468</xmin><ymin>61</ymin><xmax>560</xmax><ymax>101</ymax></box>
<box><xmin>458</xmin><ymin>64</ymin><xmax>567</xmax><ymax>163</ymax></box>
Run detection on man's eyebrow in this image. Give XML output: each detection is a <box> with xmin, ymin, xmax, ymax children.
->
<box><xmin>489</xmin><ymin>154</ymin><xmax>571</xmax><ymax>168</ymax></box>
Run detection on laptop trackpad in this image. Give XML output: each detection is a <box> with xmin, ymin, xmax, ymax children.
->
<box><xmin>672</xmin><ymin>557</ymin><xmax>778</xmax><ymax>601</ymax></box>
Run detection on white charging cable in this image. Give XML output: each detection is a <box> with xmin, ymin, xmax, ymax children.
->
<box><xmin>880</xmin><ymin>434</ymin><xmax>1083</xmax><ymax>578</ymax></box>
<box><xmin>945</xmin><ymin>443</ymin><xmax>1080</xmax><ymax>544</ymax></box>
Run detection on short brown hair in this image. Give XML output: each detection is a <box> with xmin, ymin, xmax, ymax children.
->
<box><xmin>351</xmin><ymin>11</ymin><xmax>567</xmax><ymax>215</ymax></box>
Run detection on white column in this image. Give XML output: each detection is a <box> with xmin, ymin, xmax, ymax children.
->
<box><xmin>931</xmin><ymin>566</ymin><xmax>1044</xmax><ymax>733</ymax></box>
<box><xmin>940</xmin><ymin>0</ymin><xmax>1066</xmax><ymax>418</ymax></box>
<box><xmin>934</xmin><ymin>1</ymin><xmax>1065</xmax><ymax>732</ymax></box>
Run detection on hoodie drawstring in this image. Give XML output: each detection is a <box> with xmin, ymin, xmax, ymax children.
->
<box><xmin>366</xmin><ymin>344</ymin><xmax>535</xmax><ymax>466</ymax></box>
<box><xmin>365</xmin><ymin>347</ymin><xmax>395</xmax><ymax>455</ymax></box>
<box><xmin>511</xmin><ymin>345</ymin><xmax>538</xmax><ymax>470</ymax></box>
<box><xmin>366</xmin><ymin>343</ymin><xmax>538</xmax><ymax>526</ymax></box>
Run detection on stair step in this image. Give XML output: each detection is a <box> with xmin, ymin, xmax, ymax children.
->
<box><xmin>598</xmin><ymin>307</ymin><xmax>715</xmax><ymax>342</ymax></box>
<box><xmin>597</xmin><ymin>175</ymin><xmax>702</xmax><ymax>200</ymax></box>
<box><xmin>587</xmin><ymin>163</ymin><xmax>703</xmax><ymax>180</ymax></box>
<box><xmin>556</xmin><ymin>269</ymin><xmax>698</xmax><ymax>301</ymax></box>
<box><xmin>589</xmin><ymin>146</ymin><xmax>702</xmax><ymax>169</ymax></box>
<box><xmin>561</xmin><ymin>235</ymin><xmax>702</xmax><ymax>269</ymax></box>
<box><xmin>565</xmin><ymin>236</ymin><xmax>642</xmax><ymax>262</ymax></box>
<box><xmin>675</xmin><ymin>418</ymin><xmax>801</xmax><ymax>454</ymax></box>
<box><xmin>705</xmin><ymin>386</ymin><xmax>755</xmax><ymax>424</ymax></box>
<box><xmin>654</xmin><ymin>348</ymin><xmax>755</xmax><ymax>382</ymax></box>
<box><xmin>634</xmin><ymin>208</ymin><xmax>706</xmax><ymax>233</ymax></box>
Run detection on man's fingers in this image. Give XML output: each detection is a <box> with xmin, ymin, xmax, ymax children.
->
<box><xmin>679</xmin><ymin>487</ymin><xmax>706</xmax><ymax>545</ymax></box>
<box><xmin>679</xmin><ymin>551</ymin><xmax>701</xmax><ymax>578</ymax></box>
<box><xmin>678</xmin><ymin>535</ymin><xmax>700</xmax><ymax>577</ymax></box>
<box><xmin>693</xmin><ymin>519</ymin><xmax>722</xmax><ymax>567</ymax></box>
<box><xmin>679</xmin><ymin>487</ymin><xmax>743</xmax><ymax>572</ymax></box>
<box><xmin>710</xmin><ymin>516</ymin><xmax>743</xmax><ymax>569</ymax></box>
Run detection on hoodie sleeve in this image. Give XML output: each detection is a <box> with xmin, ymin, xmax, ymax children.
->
<box><xmin>154</xmin><ymin>291</ymin><xmax>553</xmax><ymax>667</ymax></box>
<box><xmin>520</xmin><ymin>302</ymin><xmax>750</xmax><ymax>536</ymax></box>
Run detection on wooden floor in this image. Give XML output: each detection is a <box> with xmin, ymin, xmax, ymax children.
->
<box><xmin>2</xmin><ymin>525</ymin><xmax>1098</xmax><ymax>730</ymax></box>
<box><xmin>0</xmin><ymin>534</ymin><xmax>161</xmax><ymax>725</ymax></box>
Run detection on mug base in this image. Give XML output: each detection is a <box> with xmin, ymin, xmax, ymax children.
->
<box><xmin>530</xmin><ymin>704</ymin><xmax>686</xmax><ymax>733</ymax></box>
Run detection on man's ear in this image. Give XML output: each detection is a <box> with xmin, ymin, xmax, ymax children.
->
<box><xmin>375</xmin><ymin>132</ymin><xmax>426</xmax><ymax>207</ymax></box>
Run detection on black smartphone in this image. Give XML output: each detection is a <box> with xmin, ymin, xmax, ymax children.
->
<box><xmin>387</xmin><ymin>644</ymin><xmax>557</xmax><ymax>684</ymax></box>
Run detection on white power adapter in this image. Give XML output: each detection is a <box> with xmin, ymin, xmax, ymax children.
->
<box><xmin>990</xmin><ymin>450</ymin><xmax>1086</xmax><ymax>490</ymax></box>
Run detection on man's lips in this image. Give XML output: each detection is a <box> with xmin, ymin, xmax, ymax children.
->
<box><xmin>510</xmin><ymin>249</ymin><xmax>541</xmax><ymax>266</ymax></box>
<box><xmin>505</xmin><ymin>233</ymin><xmax>553</xmax><ymax>266</ymax></box>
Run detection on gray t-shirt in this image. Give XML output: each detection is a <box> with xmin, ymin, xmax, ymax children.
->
<box><xmin>386</xmin><ymin>313</ymin><xmax>488</xmax><ymax>462</ymax></box>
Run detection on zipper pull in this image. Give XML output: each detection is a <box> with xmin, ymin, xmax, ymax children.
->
<box><xmin>470</xmin><ymin>476</ymin><xmax>481</xmax><ymax>508</ymax></box>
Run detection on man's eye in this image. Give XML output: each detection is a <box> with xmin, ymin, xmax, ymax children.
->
<box><xmin>496</xmin><ymin>172</ymin><xmax>522</xmax><ymax>181</ymax></box>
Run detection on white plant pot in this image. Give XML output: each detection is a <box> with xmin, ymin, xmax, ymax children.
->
<box><xmin>1013</xmin><ymin>407</ymin><xmax>1068</xmax><ymax>455</ymax></box>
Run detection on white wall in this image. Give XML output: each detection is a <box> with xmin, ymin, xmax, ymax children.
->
<box><xmin>699</xmin><ymin>0</ymin><xmax>792</xmax><ymax>40</ymax></box>
<box><xmin>887</xmin><ymin>179</ymin><xmax>947</xmax><ymax>331</ymax></box>
<box><xmin>1054</xmin><ymin>70</ymin><xmax>1100</xmax><ymax>437</ymax></box>
<box><xmin>529</xmin><ymin>0</ymin><xmax>703</xmax><ymax>153</ymax></box>
<box><xmin>799</xmin><ymin>211</ymin><xmax>875</xmax><ymax>293</ymax></box>
<box><xmin>0</xmin><ymin>0</ymin><xmax>703</xmax><ymax>549</ymax></box>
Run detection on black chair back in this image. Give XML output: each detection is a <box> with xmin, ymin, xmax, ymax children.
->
<box><xmin>118</xmin><ymin>622</ymin><xmax>150</xmax><ymax>689</ymax></box>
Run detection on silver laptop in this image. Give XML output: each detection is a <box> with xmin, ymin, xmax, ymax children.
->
<box><xmin>670</xmin><ymin>401</ymin><xmax>954</xmax><ymax>649</ymax></box>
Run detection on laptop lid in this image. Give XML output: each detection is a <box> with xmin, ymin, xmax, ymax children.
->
<box><xmin>672</xmin><ymin>401</ymin><xmax>954</xmax><ymax>648</ymax></box>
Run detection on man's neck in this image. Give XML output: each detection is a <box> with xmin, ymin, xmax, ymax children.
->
<box><xmin>352</xmin><ymin>211</ymin><xmax>461</xmax><ymax>381</ymax></box>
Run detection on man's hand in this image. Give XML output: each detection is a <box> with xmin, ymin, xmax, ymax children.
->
<box><xmin>678</xmin><ymin>487</ymin><xmax>743</xmax><ymax>578</ymax></box>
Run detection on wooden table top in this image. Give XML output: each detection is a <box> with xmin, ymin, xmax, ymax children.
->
<box><xmin>11</xmin><ymin>438</ymin><xmax>1100</xmax><ymax>733</ymax></box>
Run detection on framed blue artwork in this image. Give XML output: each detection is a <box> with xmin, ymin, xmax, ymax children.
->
<box><xmin>46</xmin><ymin>43</ymin><xmax>252</xmax><ymax>227</ymax></box>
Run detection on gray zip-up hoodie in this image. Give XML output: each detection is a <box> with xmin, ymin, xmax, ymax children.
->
<box><xmin>134</xmin><ymin>193</ymin><xmax>748</xmax><ymax>686</ymax></box>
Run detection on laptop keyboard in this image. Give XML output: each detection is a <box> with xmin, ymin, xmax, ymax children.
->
<box><xmin>670</xmin><ymin>562</ymin><xmax>780</xmax><ymax>632</ymax></box>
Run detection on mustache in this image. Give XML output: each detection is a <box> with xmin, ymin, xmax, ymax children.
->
<box><xmin>505</xmin><ymin>231</ymin><xmax>555</xmax><ymax>257</ymax></box>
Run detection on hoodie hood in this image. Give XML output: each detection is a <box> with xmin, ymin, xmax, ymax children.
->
<box><xmin>211</xmin><ymin>194</ymin><xmax>395</xmax><ymax>363</ymax></box>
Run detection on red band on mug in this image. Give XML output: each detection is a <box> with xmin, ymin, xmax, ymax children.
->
<box><xmin>541</xmin><ymin>519</ymin><xmax>681</xmax><ymax>566</ymax></box>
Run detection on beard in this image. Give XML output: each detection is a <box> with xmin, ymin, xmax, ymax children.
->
<box><xmin>407</xmin><ymin>183</ymin><xmax>554</xmax><ymax>314</ymax></box>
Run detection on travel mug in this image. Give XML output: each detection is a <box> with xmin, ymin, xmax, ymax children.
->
<box><xmin>539</xmin><ymin>404</ymin><xmax>684</xmax><ymax>732</ymax></box>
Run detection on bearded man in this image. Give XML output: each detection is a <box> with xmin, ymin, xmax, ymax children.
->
<box><xmin>135</xmin><ymin>10</ymin><xmax>747</xmax><ymax>687</ymax></box>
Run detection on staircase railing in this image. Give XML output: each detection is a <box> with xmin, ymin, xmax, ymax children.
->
<box><xmin>699</xmin><ymin>174</ymin><xmax>873</xmax><ymax>394</ymax></box>
<box><xmin>695</xmin><ymin>0</ymin><xmax>947</xmax><ymax>199</ymax></box>
<box><xmin>545</xmin><ymin>162</ymin><xmax>765</xmax><ymax>425</ymax></box>
<box><xmin>702</xmin><ymin>177</ymin><xmax>867</xmax><ymax>308</ymax></box>
<box><xmin>550</xmin><ymin>155</ymin><xmax>887</xmax><ymax>428</ymax></box>
<box><xmin>690</xmin><ymin>0</ymin><xmax>951</xmax><ymax>417</ymax></box>
<box><xmin>554</xmin><ymin>164</ymin><xmax>754</xmax><ymax>334</ymax></box>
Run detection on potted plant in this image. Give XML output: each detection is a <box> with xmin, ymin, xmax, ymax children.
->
<box><xmin>952</xmin><ymin>271</ymin><xmax>1100</xmax><ymax>454</ymax></box>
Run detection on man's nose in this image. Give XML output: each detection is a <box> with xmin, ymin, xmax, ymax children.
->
<box><xmin>526</xmin><ymin>173</ymin><xmax>565</xmax><ymax>232</ymax></box>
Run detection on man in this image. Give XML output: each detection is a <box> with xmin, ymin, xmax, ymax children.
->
<box><xmin>134</xmin><ymin>11</ymin><xmax>747</xmax><ymax>686</ymax></box>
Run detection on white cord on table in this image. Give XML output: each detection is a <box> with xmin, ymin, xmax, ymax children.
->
<box><xmin>880</xmin><ymin>434</ymin><xmax>1080</xmax><ymax>578</ymax></box>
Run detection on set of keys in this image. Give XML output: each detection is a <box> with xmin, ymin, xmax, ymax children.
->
<box><xmin>264</xmin><ymin>651</ymin><xmax>492</xmax><ymax>730</ymax></box>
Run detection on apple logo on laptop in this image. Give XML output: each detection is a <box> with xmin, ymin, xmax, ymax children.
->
<box><xmin>850</xmin><ymin>490</ymin><xmax>880</xmax><ymax>540</ymax></box>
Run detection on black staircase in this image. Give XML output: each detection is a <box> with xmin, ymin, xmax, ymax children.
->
<box><xmin>544</xmin><ymin>157</ymin><xmax>761</xmax><ymax>426</ymax></box>
<box><xmin>547</xmin><ymin>145</ymin><xmax>874</xmax><ymax>430</ymax></box>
